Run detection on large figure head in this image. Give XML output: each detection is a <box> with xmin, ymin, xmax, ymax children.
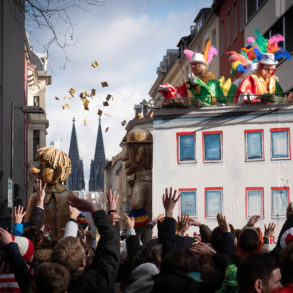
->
<box><xmin>257</xmin><ymin>53</ymin><xmax>278</xmax><ymax>79</ymax></box>
<box><xmin>31</xmin><ymin>146</ymin><xmax>71</xmax><ymax>185</ymax></box>
<box><xmin>122</xmin><ymin>129</ymin><xmax>153</xmax><ymax>176</ymax></box>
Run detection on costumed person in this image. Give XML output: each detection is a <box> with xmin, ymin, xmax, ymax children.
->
<box><xmin>122</xmin><ymin>129</ymin><xmax>152</xmax><ymax>236</ymax></box>
<box><xmin>24</xmin><ymin>146</ymin><xmax>72</xmax><ymax>240</ymax></box>
<box><xmin>233</xmin><ymin>29</ymin><xmax>292</xmax><ymax>104</ymax></box>
<box><xmin>158</xmin><ymin>41</ymin><xmax>226</xmax><ymax>106</ymax></box>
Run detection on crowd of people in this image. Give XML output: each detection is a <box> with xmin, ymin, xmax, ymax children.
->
<box><xmin>0</xmin><ymin>183</ymin><xmax>293</xmax><ymax>293</ymax></box>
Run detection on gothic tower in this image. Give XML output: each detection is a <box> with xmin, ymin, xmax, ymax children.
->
<box><xmin>67</xmin><ymin>118</ymin><xmax>85</xmax><ymax>191</ymax></box>
<box><xmin>89</xmin><ymin>117</ymin><xmax>106</xmax><ymax>191</ymax></box>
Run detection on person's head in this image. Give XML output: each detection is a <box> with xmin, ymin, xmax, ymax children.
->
<box><xmin>50</xmin><ymin>236</ymin><xmax>86</xmax><ymax>273</ymax></box>
<box><xmin>237</xmin><ymin>253</ymin><xmax>282</xmax><ymax>293</ymax></box>
<box><xmin>257</xmin><ymin>53</ymin><xmax>278</xmax><ymax>79</ymax></box>
<box><xmin>34</xmin><ymin>262</ymin><xmax>70</xmax><ymax>293</ymax></box>
<box><xmin>190</xmin><ymin>61</ymin><xmax>208</xmax><ymax>77</ymax></box>
<box><xmin>279</xmin><ymin>242</ymin><xmax>293</xmax><ymax>286</ymax></box>
<box><xmin>237</xmin><ymin>227</ymin><xmax>263</xmax><ymax>258</ymax></box>
<box><xmin>30</xmin><ymin>146</ymin><xmax>71</xmax><ymax>184</ymax></box>
<box><xmin>23</xmin><ymin>226</ymin><xmax>45</xmax><ymax>249</ymax></box>
<box><xmin>210</xmin><ymin>224</ymin><xmax>236</xmax><ymax>252</ymax></box>
<box><xmin>13</xmin><ymin>235</ymin><xmax>35</xmax><ymax>262</ymax></box>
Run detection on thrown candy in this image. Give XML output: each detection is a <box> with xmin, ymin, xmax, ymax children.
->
<box><xmin>105</xmin><ymin>127</ymin><xmax>109</xmax><ymax>133</ymax></box>
<box><xmin>80</xmin><ymin>92</ymin><xmax>85</xmax><ymax>98</ymax></box>
<box><xmin>85</xmin><ymin>91</ymin><xmax>90</xmax><ymax>97</ymax></box>
<box><xmin>101</xmin><ymin>81</ymin><xmax>108</xmax><ymax>87</ymax></box>
<box><xmin>104</xmin><ymin>113</ymin><xmax>112</xmax><ymax>117</ymax></box>
<box><xmin>97</xmin><ymin>109</ymin><xmax>103</xmax><ymax>116</ymax></box>
<box><xmin>69</xmin><ymin>88</ymin><xmax>76</xmax><ymax>97</ymax></box>
<box><xmin>121</xmin><ymin>120</ymin><xmax>127</xmax><ymax>126</ymax></box>
<box><xmin>91</xmin><ymin>61</ymin><xmax>99</xmax><ymax>68</ymax></box>
<box><xmin>83</xmin><ymin>119</ymin><xmax>87</xmax><ymax>126</ymax></box>
<box><xmin>106</xmin><ymin>94</ymin><xmax>112</xmax><ymax>101</ymax></box>
<box><xmin>64</xmin><ymin>97</ymin><xmax>72</xmax><ymax>100</ymax></box>
<box><xmin>103</xmin><ymin>101</ymin><xmax>109</xmax><ymax>106</ymax></box>
<box><xmin>55</xmin><ymin>97</ymin><xmax>60</xmax><ymax>100</ymax></box>
<box><xmin>91</xmin><ymin>89</ymin><xmax>96</xmax><ymax>96</ymax></box>
<box><xmin>62</xmin><ymin>104</ymin><xmax>69</xmax><ymax>110</ymax></box>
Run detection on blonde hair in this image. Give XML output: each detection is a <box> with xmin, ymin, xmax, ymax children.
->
<box><xmin>36</xmin><ymin>146</ymin><xmax>71</xmax><ymax>182</ymax></box>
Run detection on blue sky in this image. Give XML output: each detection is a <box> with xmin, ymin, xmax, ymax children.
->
<box><xmin>28</xmin><ymin>0</ymin><xmax>213</xmax><ymax>183</ymax></box>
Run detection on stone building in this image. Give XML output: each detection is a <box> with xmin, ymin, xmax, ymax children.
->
<box><xmin>67</xmin><ymin>118</ymin><xmax>85</xmax><ymax>191</ymax></box>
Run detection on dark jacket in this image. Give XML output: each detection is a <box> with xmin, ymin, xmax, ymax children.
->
<box><xmin>68</xmin><ymin>210</ymin><xmax>120</xmax><ymax>293</ymax></box>
<box><xmin>29</xmin><ymin>206</ymin><xmax>45</xmax><ymax>228</ymax></box>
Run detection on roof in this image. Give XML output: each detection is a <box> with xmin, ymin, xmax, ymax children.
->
<box><xmin>28</xmin><ymin>50</ymin><xmax>44</xmax><ymax>71</ymax></box>
<box><xmin>193</xmin><ymin>8</ymin><xmax>212</xmax><ymax>23</ymax></box>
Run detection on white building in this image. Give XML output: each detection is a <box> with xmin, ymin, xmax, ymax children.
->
<box><xmin>152</xmin><ymin>104</ymin><xmax>293</xmax><ymax>241</ymax></box>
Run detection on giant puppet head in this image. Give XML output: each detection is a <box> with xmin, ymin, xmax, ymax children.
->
<box><xmin>30</xmin><ymin>146</ymin><xmax>71</xmax><ymax>185</ymax></box>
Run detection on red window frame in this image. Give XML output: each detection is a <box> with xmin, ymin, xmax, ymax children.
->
<box><xmin>178</xmin><ymin>188</ymin><xmax>197</xmax><ymax>216</ymax></box>
<box><xmin>176</xmin><ymin>132</ymin><xmax>196</xmax><ymax>164</ymax></box>
<box><xmin>204</xmin><ymin>187</ymin><xmax>223</xmax><ymax>218</ymax></box>
<box><xmin>270</xmin><ymin>128</ymin><xmax>291</xmax><ymax>160</ymax></box>
<box><xmin>271</xmin><ymin>187</ymin><xmax>290</xmax><ymax>217</ymax></box>
<box><xmin>202</xmin><ymin>131</ymin><xmax>223</xmax><ymax>163</ymax></box>
<box><xmin>245</xmin><ymin>187</ymin><xmax>264</xmax><ymax>218</ymax></box>
<box><xmin>244</xmin><ymin>129</ymin><xmax>264</xmax><ymax>161</ymax></box>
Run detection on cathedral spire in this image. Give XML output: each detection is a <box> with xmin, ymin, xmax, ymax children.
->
<box><xmin>89</xmin><ymin>117</ymin><xmax>106</xmax><ymax>191</ymax></box>
<box><xmin>67</xmin><ymin>118</ymin><xmax>85</xmax><ymax>191</ymax></box>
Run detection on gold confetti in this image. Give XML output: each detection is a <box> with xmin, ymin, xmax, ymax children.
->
<box><xmin>97</xmin><ymin>109</ymin><xmax>103</xmax><ymax>116</ymax></box>
<box><xmin>62</xmin><ymin>104</ymin><xmax>69</xmax><ymax>110</ymax></box>
<box><xmin>101</xmin><ymin>81</ymin><xmax>108</xmax><ymax>87</ymax></box>
<box><xmin>85</xmin><ymin>91</ymin><xmax>90</xmax><ymax>97</ymax></box>
<box><xmin>105</xmin><ymin>127</ymin><xmax>109</xmax><ymax>133</ymax></box>
<box><xmin>83</xmin><ymin>119</ymin><xmax>87</xmax><ymax>126</ymax></box>
<box><xmin>121</xmin><ymin>120</ymin><xmax>126</xmax><ymax>126</ymax></box>
<box><xmin>91</xmin><ymin>61</ymin><xmax>99</xmax><ymax>68</ymax></box>
<box><xmin>91</xmin><ymin>89</ymin><xmax>96</xmax><ymax>96</ymax></box>
<box><xmin>104</xmin><ymin>113</ymin><xmax>112</xmax><ymax>117</ymax></box>
<box><xmin>69</xmin><ymin>88</ymin><xmax>76</xmax><ymax>97</ymax></box>
<box><xmin>103</xmin><ymin>101</ymin><xmax>109</xmax><ymax>106</ymax></box>
<box><xmin>64</xmin><ymin>97</ymin><xmax>72</xmax><ymax>100</ymax></box>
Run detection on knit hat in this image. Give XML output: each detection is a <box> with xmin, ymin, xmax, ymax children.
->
<box><xmin>12</xmin><ymin>235</ymin><xmax>34</xmax><ymax>261</ymax></box>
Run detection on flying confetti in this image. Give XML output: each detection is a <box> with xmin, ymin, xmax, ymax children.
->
<box><xmin>105</xmin><ymin>127</ymin><xmax>109</xmax><ymax>133</ymax></box>
<box><xmin>101</xmin><ymin>81</ymin><xmax>108</xmax><ymax>87</ymax></box>
<box><xmin>106</xmin><ymin>94</ymin><xmax>112</xmax><ymax>101</ymax></box>
<box><xmin>55</xmin><ymin>97</ymin><xmax>60</xmax><ymax>100</ymax></box>
<box><xmin>64</xmin><ymin>97</ymin><xmax>72</xmax><ymax>100</ymax></box>
<box><xmin>80</xmin><ymin>92</ymin><xmax>85</xmax><ymax>98</ymax></box>
<box><xmin>91</xmin><ymin>89</ymin><xmax>96</xmax><ymax>96</ymax></box>
<box><xmin>83</xmin><ymin>119</ymin><xmax>87</xmax><ymax>126</ymax></box>
<box><xmin>97</xmin><ymin>109</ymin><xmax>103</xmax><ymax>116</ymax></box>
<box><xmin>104</xmin><ymin>113</ymin><xmax>112</xmax><ymax>117</ymax></box>
<box><xmin>85</xmin><ymin>91</ymin><xmax>90</xmax><ymax>97</ymax></box>
<box><xmin>62</xmin><ymin>104</ymin><xmax>69</xmax><ymax>110</ymax></box>
<box><xmin>121</xmin><ymin>120</ymin><xmax>127</xmax><ymax>126</ymax></box>
<box><xmin>103</xmin><ymin>101</ymin><xmax>109</xmax><ymax>106</ymax></box>
<box><xmin>91</xmin><ymin>61</ymin><xmax>99</xmax><ymax>68</ymax></box>
<box><xmin>69</xmin><ymin>88</ymin><xmax>75</xmax><ymax>97</ymax></box>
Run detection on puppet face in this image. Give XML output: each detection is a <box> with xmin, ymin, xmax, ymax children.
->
<box><xmin>39</xmin><ymin>161</ymin><xmax>61</xmax><ymax>184</ymax></box>
<box><xmin>122</xmin><ymin>144</ymin><xmax>139</xmax><ymax>176</ymax></box>
<box><xmin>259</xmin><ymin>64</ymin><xmax>275</xmax><ymax>79</ymax></box>
<box><xmin>190</xmin><ymin>62</ymin><xmax>208</xmax><ymax>76</ymax></box>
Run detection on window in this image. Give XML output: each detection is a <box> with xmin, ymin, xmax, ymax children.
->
<box><xmin>33</xmin><ymin>130</ymin><xmax>40</xmax><ymax>160</ymax></box>
<box><xmin>246</xmin><ymin>188</ymin><xmax>264</xmax><ymax>218</ymax></box>
<box><xmin>233</xmin><ymin>2</ymin><xmax>237</xmax><ymax>41</ymax></box>
<box><xmin>179</xmin><ymin>189</ymin><xmax>197</xmax><ymax>217</ymax></box>
<box><xmin>33</xmin><ymin>96</ymin><xmax>40</xmax><ymax>106</ymax></box>
<box><xmin>246</xmin><ymin>0</ymin><xmax>268</xmax><ymax>22</ymax></box>
<box><xmin>270</xmin><ymin>128</ymin><xmax>291</xmax><ymax>160</ymax></box>
<box><xmin>272</xmin><ymin>187</ymin><xmax>289</xmax><ymax>217</ymax></box>
<box><xmin>176</xmin><ymin>132</ymin><xmax>196</xmax><ymax>163</ymax></box>
<box><xmin>202</xmin><ymin>131</ymin><xmax>222</xmax><ymax>162</ymax></box>
<box><xmin>212</xmin><ymin>29</ymin><xmax>216</xmax><ymax>47</ymax></box>
<box><xmin>226</xmin><ymin>11</ymin><xmax>231</xmax><ymax>49</ymax></box>
<box><xmin>205</xmin><ymin>188</ymin><xmax>222</xmax><ymax>218</ymax></box>
<box><xmin>245</xmin><ymin>129</ymin><xmax>264</xmax><ymax>161</ymax></box>
<box><xmin>220</xmin><ymin>19</ymin><xmax>224</xmax><ymax>55</ymax></box>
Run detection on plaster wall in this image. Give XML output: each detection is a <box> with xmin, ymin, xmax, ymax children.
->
<box><xmin>152</xmin><ymin>105</ymin><xmax>293</xmax><ymax>239</ymax></box>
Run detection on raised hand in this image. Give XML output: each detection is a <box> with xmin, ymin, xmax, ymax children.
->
<box><xmin>177</xmin><ymin>213</ymin><xmax>191</xmax><ymax>236</ymax></box>
<box><xmin>67</xmin><ymin>194</ymin><xmax>97</xmax><ymax>215</ymax></box>
<box><xmin>14</xmin><ymin>205</ymin><xmax>26</xmax><ymax>224</ymax></box>
<box><xmin>69</xmin><ymin>205</ymin><xmax>80</xmax><ymax>220</ymax></box>
<box><xmin>149</xmin><ymin>214</ymin><xmax>164</xmax><ymax>227</ymax></box>
<box><xmin>106</xmin><ymin>189</ymin><xmax>119</xmax><ymax>211</ymax></box>
<box><xmin>0</xmin><ymin>228</ymin><xmax>12</xmax><ymax>245</ymax></box>
<box><xmin>190</xmin><ymin>241</ymin><xmax>216</xmax><ymax>257</ymax></box>
<box><xmin>188</xmin><ymin>218</ymin><xmax>202</xmax><ymax>226</ymax></box>
<box><xmin>217</xmin><ymin>213</ymin><xmax>230</xmax><ymax>233</ymax></box>
<box><xmin>122</xmin><ymin>212</ymin><xmax>135</xmax><ymax>229</ymax></box>
<box><xmin>109</xmin><ymin>212</ymin><xmax>121</xmax><ymax>226</ymax></box>
<box><xmin>245</xmin><ymin>215</ymin><xmax>261</xmax><ymax>228</ymax></box>
<box><xmin>33</xmin><ymin>178</ymin><xmax>47</xmax><ymax>207</ymax></box>
<box><xmin>162</xmin><ymin>187</ymin><xmax>180</xmax><ymax>218</ymax></box>
<box><xmin>264</xmin><ymin>222</ymin><xmax>276</xmax><ymax>239</ymax></box>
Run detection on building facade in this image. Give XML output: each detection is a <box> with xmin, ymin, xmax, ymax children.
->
<box><xmin>67</xmin><ymin>118</ymin><xmax>85</xmax><ymax>192</ymax></box>
<box><xmin>152</xmin><ymin>104</ymin><xmax>293</xmax><ymax>239</ymax></box>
